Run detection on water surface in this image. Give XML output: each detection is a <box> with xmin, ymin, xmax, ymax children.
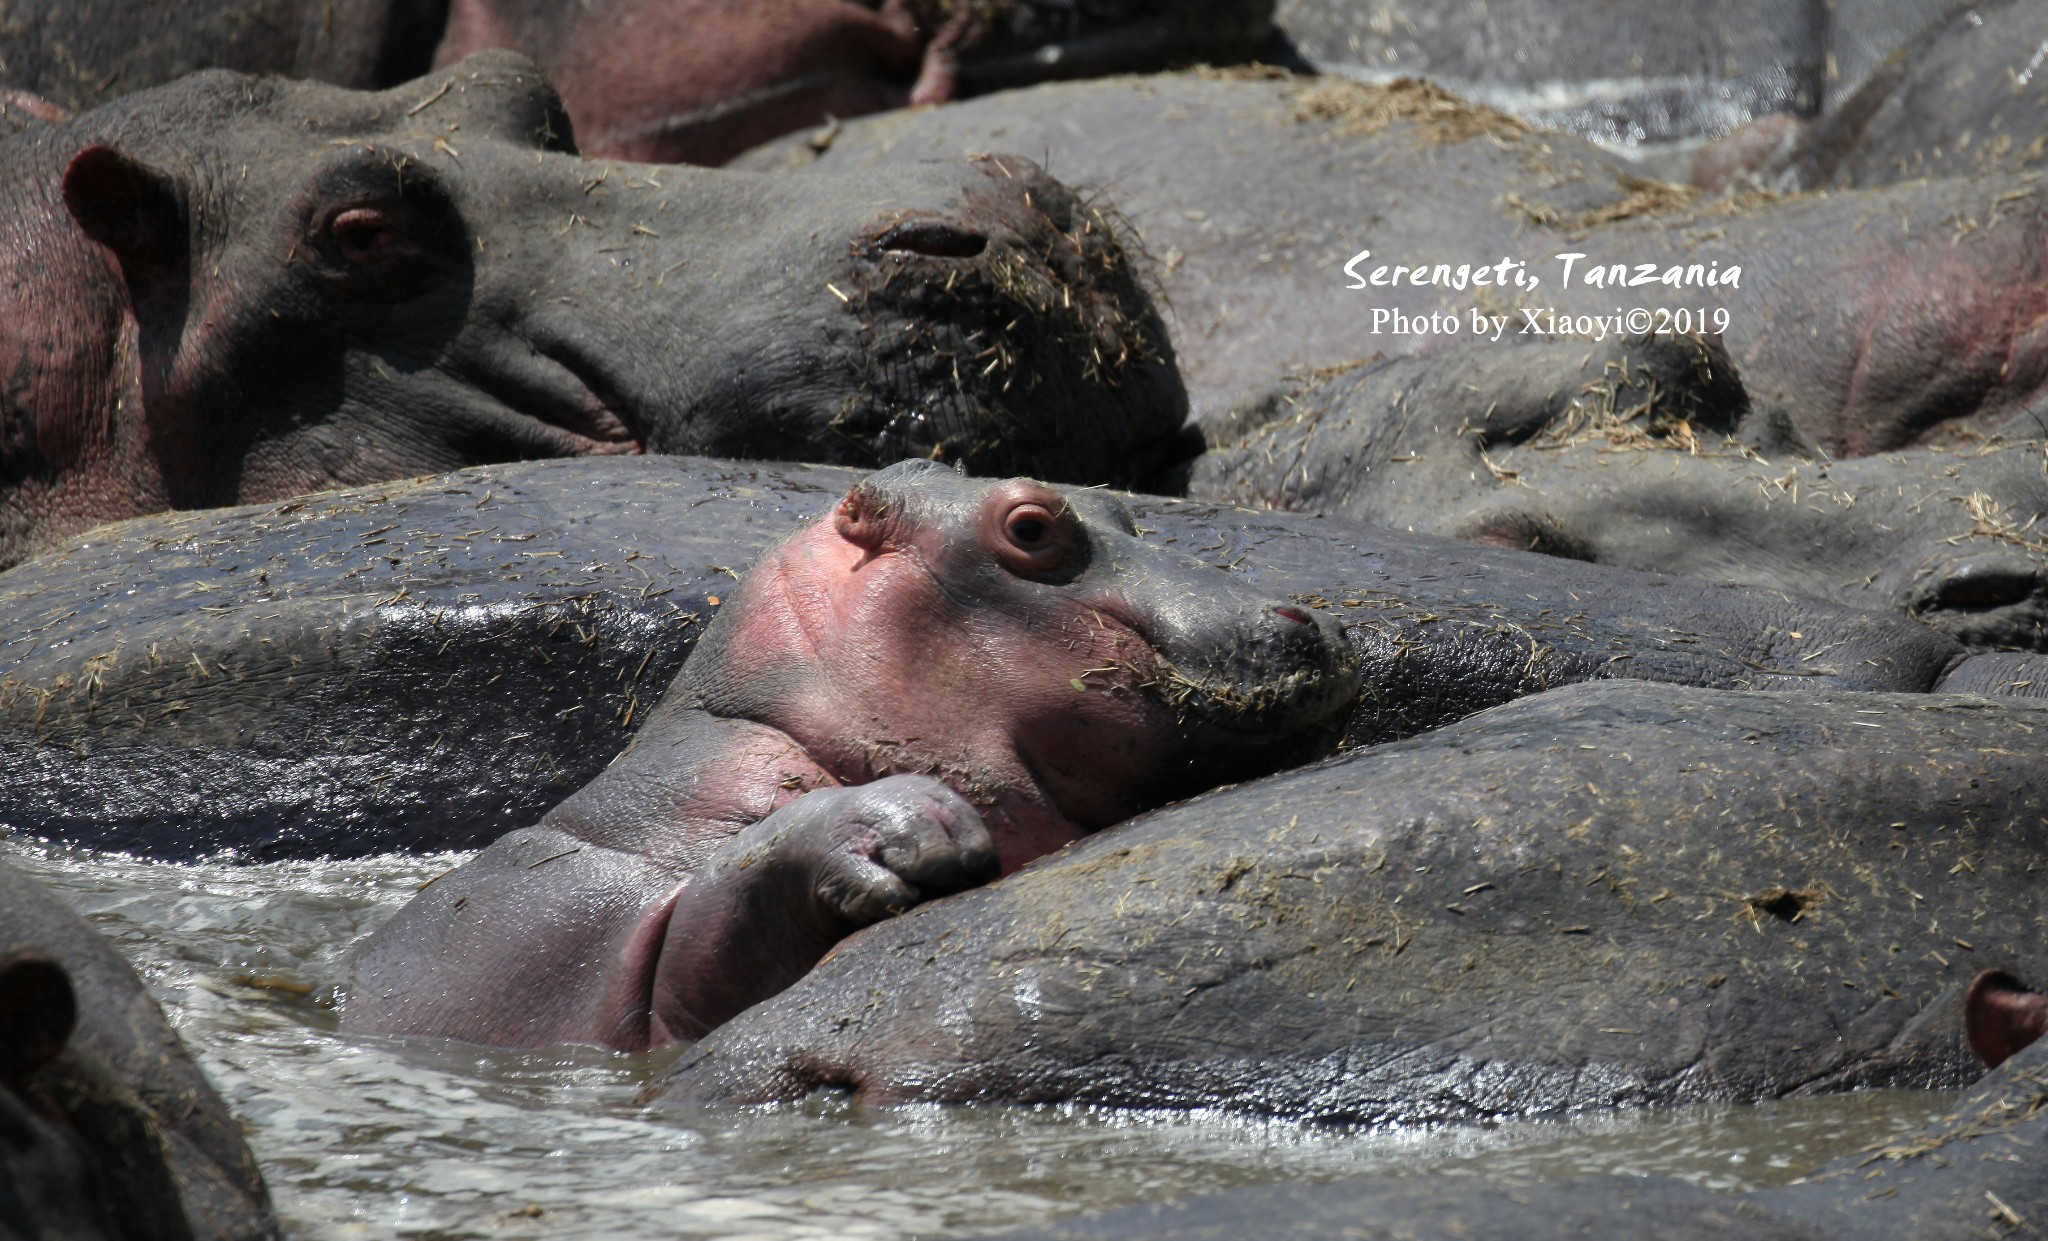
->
<box><xmin>6</xmin><ymin>838</ymin><xmax>1957</xmax><ymax>1240</ymax></box>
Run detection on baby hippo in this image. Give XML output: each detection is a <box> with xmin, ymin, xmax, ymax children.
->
<box><xmin>341</xmin><ymin>461</ymin><xmax>1361</xmax><ymax>1049</ymax></box>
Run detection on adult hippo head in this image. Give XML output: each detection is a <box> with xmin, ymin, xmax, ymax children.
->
<box><xmin>341</xmin><ymin>459</ymin><xmax>1361</xmax><ymax>1049</ymax></box>
<box><xmin>0</xmin><ymin>50</ymin><xmax>1183</xmax><ymax>568</ymax></box>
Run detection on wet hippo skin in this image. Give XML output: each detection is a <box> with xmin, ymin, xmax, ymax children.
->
<box><xmin>0</xmin><ymin>856</ymin><xmax>278</xmax><ymax>1241</ymax></box>
<box><xmin>652</xmin><ymin>680</ymin><xmax>2048</xmax><ymax>1120</ymax></box>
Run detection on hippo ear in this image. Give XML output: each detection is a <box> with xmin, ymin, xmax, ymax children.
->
<box><xmin>0</xmin><ymin>954</ymin><xmax>76</xmax><ymax>1082</ymax></box>
<box><xmin>1966</xmin><ymin>970</ymin><xmax>2048</xmax><ymax>1069</ymax></box>
<box><xmin>61</xmin><ymin>144</ymin><xmax>186</xmax><ymax>282</ymax></box>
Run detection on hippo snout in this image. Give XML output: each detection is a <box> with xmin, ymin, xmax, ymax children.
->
<box><xmin>835</xmin><ymin>157</ymin><xmax>1187</xmax><ymax>485</ymax></box>
<box><xmin>1153</xmin><ymin>595</ymin><xmax>1362</xmax><ymax>777</ymax></box>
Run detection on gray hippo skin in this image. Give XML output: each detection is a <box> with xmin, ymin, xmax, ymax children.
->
<box><xmin>971</xmin><ymin>976</ymin><xmax>2048</xmax><ymax>1240</ymax></box>
<box><xmin>0</xmin><ymin>455</ymin><xmax>1978</xmax><ymax>859</ymax></box>
<box><xmin>652</xmin><ymin>678</ymin><xmax>2048</xmax><ymax>1119</ymax></box>
<box><xmin>337</xmin><ymin>459</ymin><xmax>1362</xmax><ymax>1048</ymax></box>
<box><xmin>0</xmin><ymin>857</ymin><xmax>277</xmax><ymax>1241</ymax></box>
<box><xmin>1271</xmin><ymin>0</ymin><xmax>1955</xmax><ymax>144</ymax></box>
<box><xmin>970</xmin><ymin>981</ymin><xmax>2048</xmax><ymax>1241</ymax></box>
<box><xmin>1702</xmin><ymin>0</ymin><xmax>2048</xmax><ymax>192</ymax></box>
<box><xmin>0</xmin><ymin>50</ymin><xmax>1181</xmax><ymax>567</ymax></box>
<box><xmin>1181</xmin><ymin>333</ymin><xmax>2048</xmax><ymax>651</ymax></box>
<box><xmin>741</xmin><ymin>71</ymin><xmax>2048</xmax><ymax>457</ymax></box>
<box><xmin>0</xmin><ymin>0</ymin><xmax>448</xmax><ymax>115</ymax></box>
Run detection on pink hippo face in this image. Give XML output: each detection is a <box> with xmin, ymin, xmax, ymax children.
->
<box><xmin>686</xmin><ymin>459</ymin><xmax>1364</xmax><ymax>871</ymax></box>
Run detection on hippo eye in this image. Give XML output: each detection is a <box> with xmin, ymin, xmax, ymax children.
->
<box><xmin>995</xmin><ymin>499</ymin><xmax>1073</xmax><ymax>576</ymax></box>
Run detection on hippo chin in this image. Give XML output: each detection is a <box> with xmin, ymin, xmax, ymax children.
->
<box><xmin>339</xmin><ymin>460</ymin><xmax>1360</xmax><ymax>1049</ymax></box>
<box><xmin>0</xmin><ymin>50</ymin><xmax>1182</xmax><ymax>569</ymax></box>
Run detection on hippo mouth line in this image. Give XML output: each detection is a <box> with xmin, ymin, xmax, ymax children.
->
<box><xmin>464</xmin><ymin>334</ymin><xmax>647</xmax><ymax>454</ymax></box>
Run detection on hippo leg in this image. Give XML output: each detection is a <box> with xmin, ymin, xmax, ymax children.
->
<box><xmin>345</xmin><ymin>772</ymin><xmax>995</xmax><ymax>1049</ymax></box>
<box><xmin>651</xmin><ymin>775</ymin><xmax>996</xmax><ymax>1044</ymax></box>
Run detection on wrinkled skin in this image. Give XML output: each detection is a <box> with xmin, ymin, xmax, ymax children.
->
<box><xmin>0</xmin><ymin>856</ymin><xmax>277</xmax><ymax>1241</ymax></box>
<box><xmin>974</xmin><ymin>978</ymin><xmax>2048</xmax><ymax>1241</ymax></box>
<box><xmin>0</xmin><ymin>51</ymin><xmax>1181</xmax><ymax>569</ymax></box>
<box><xmin>1270</xmin><ymin>0</ymin><xmax>1953</xmax><ymax>145</ymax></box>
<box><xmin>338</xmin><ymin>460</ymin><xmax>1361</xmax><ymax>1048</ymax></box>
<box><xmin>742</xmin><ymin>73</ymin><xmax>2048</xmax><ymax>455</ymax></box>
<box><xmin>0</xmin><ymin>455</ymin><xmax>1984</xmax><ymax>861</ymax></box>
<box><xmin>1180</xmin><ymin>334</ymin><xmax>2048</xmax><ymax>652</ymax></box>
<box><xmin>0</xmin><ymin>0</ymin><xmax>449</xmax><ymax>114</ymax></box>
<box><xmin>653</xmin><ymin>679</ymin><xmax>2048</xmax><ymax>1119</ymax></box>
<box><xmin>1698</xmin><ymin>0</ymin><xmax>2048</xmax><ymax>193</ymax></box>
<box><xmin>436</xmin><ymin>0</ymin><xmax>1275</xmax><ymax>164</ymax></box>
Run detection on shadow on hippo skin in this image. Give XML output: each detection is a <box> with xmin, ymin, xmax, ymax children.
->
<box><xmin>1178</xmin><ymin>332</ymin><xmax>2048</xmax><ymax>652</ymax></box>
<box><xmin>0</xmin><ymin>50</ymin><xmax>1182</xmax><ymax>569</ymax></box>
<box><xmin>963</xmin><ymin>975</ymin><xmax>2048</xmax><ymax>1240</ymax></box>
<box><xmin>0</xmin><ymin>859</ymin><xmax>278</xmax><ymax>1241</ymax></box>
<box><xmin>434</xmin><ymin>0</ymin><xmax>1279</xmax><ymax>165</ymax></box>
<box><xmin>336</xmin><ymin>459</ymin><xmax>1362</xmax><ymax>1050</ymax></box>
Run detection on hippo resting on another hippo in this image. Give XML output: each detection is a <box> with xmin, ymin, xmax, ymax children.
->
<box><xmin>336</xmin><ymin>459</ymin><xmax>1362</xmax><ymax>1047</ymax></box>
<box><xmin>0</xmin><ymin>51</ymin><xmax>1181</xmax><ymax>570</ymax></box>
<box><xmin>654</xmin><ymin>677</ymin><xmax>2048</xmax><ymax>1120</ymax></box>
<box><xmin>1176</xmin><ymin>333</ymin><xmax>2048</xmax><ymax>652</ymax></box>
<box><xmin>741</xmin><ymin>71</ymin><xmax>2048</xmax><ymax>456</ymax></box>
<box><xmin>976</xmin><ymin>972</ymin><xmax>2048</xmax><ymax>1241</ymax></box>
<box><xmin>0</xmin><ymin>455</ymin><xmax>2004</xmax><ymax>861</ymax></box>
<box><xmin>0</xmin><ymin>855</ymin><xmax>277</xmax><ymax>1241</ymax></box>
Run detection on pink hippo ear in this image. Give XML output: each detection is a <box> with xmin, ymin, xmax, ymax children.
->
<box><xmin>0</xmin><ymin>955</ymin><xmax>77</xmax><ymax>1084</ymax></box>
<box><xmin>1965</xmin><ymin>970</ymin><xmax>2048</xmax><ymax>1069</ymax></box>
<box><xmin>61</xmin><ymin>144</ymin><xmax>186</xmax><ymax>283</ymax></box>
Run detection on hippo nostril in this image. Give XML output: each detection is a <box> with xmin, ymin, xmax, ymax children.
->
<box><xmin>1272</xmin><ymin>605</ymin><xmax>1313</xmax><ymax>626</ymax></box>
<box><xmin>875</xmin><ymin>219</ymin><xmax>988</xmax><ymax>259</ymax></box>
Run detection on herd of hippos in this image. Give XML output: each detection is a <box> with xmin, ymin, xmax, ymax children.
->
<box><xmin>6</xmin><ymin>1</ymin><xmax>2048</xmax><ymax>1238</ymax></box>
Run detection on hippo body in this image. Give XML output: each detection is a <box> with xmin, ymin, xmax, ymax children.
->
<box><xmin>976</xmin><ymin>977</ymin><xmax>2048</xmax><ymax>1240</ymax></box>
<box><xmin>1704</xmin><ymin>0</ymin><xmax>2048</xmax><ymax>193</ymax></box>
<box><xmin>0</xmin><ymin>855</ymin><xmax>277</xmax><ymax>1241</ymax></box>
<box><xmin>0</xmin><ymin>52</ymin><xmax>1180</xmax><ymax>568</ymax></box>
<box><xmin>338</xmin><ymin>460</ymin><xmax>1362</xmax><ymax>1048</ymax></box>
<box><xmin>1181</xmin><ymin>334</ymin><xmax>2048</xmax><ymax>652</ymax></box>
<box><xmin>0</xmin><ymin>455</ymin><xmax>1983</xmax><ymax>860</ymax></box>
<box><xmin>0</xmin><ymin>0</ymin><xmax>1274</xmax><ymax>164</ymax></box>
<box><xmin>435</xmin><ymin>0</ymin><xmax>1276</xmax><ymax>164</ymax></box>
<box><xmin>653</xmin><ymin>678</ymin><xmax>2048</xmax><ymax>1119</ymax></box>
<box><xmin>740</xmin><ymin>73</ymin><xmax>2048</xmax><ymax>457</ymax></box>
<box><xmin>0</xmin><ymin>0</ymin><xmax>448</xmax><ymax>116</ymax></box>
<box><xmin>1271</xmin><ymin>0</ymin><xmax>1953</xmax><ymax>145</ymax></box>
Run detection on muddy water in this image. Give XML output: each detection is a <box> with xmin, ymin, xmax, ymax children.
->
<box><xmin>7</xmin><ymin>837</ymin><xmax>1955</xmax><ymax>1240</ymax></box>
